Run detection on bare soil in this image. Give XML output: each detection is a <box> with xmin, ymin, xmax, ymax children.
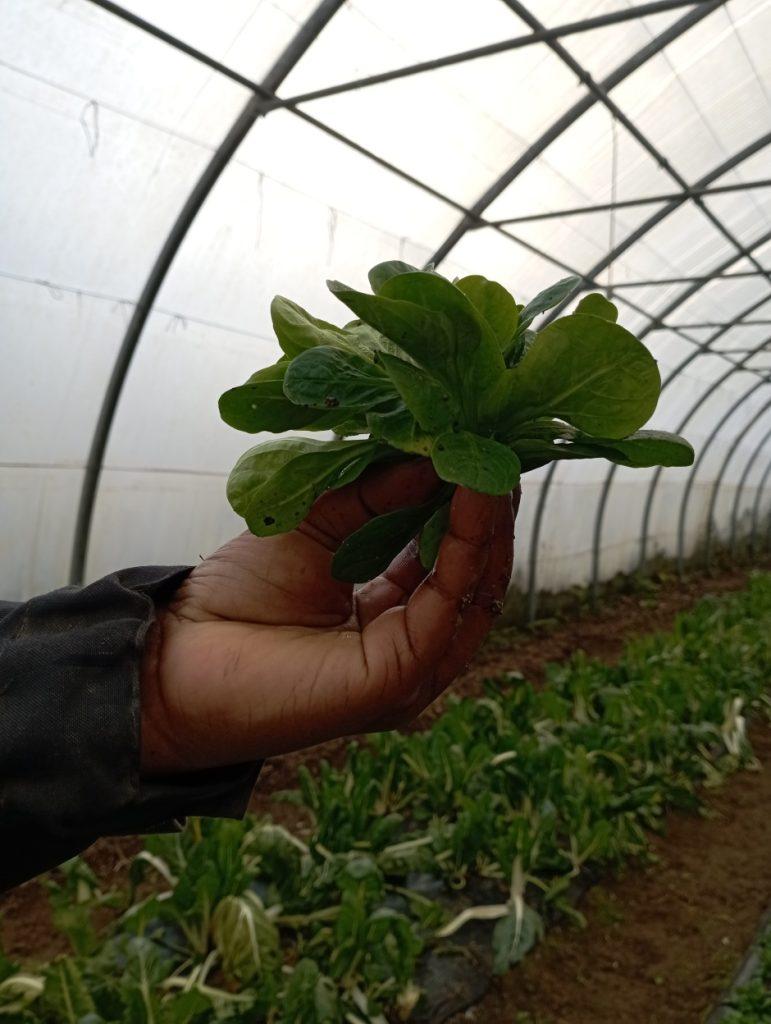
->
<box><xmin>2</xmin><ymin>562</ymin><xmax>769</xmax><ymax>1024</ymax></box>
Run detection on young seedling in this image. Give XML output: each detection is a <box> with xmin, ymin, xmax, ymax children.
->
<box><xmin>220</xmin><ymin>263</ymin><xmax>694</xmax><ymax>582</ymax></box>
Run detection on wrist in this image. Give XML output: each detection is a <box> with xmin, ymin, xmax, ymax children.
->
<box><xmin>139</xmin><ymin>609</ymin><xmax>185</xmax><ymax>776</ymax></box>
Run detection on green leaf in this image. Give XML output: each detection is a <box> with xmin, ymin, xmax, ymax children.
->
<box><xmin>505</xmin><ymin>327</ymin><xmax>536</xmax><ymax>367</ymax></box>
<box><xmin>332</xmin><ymin>494</ymin><xmax>449</xmax><ymax>583</ymax></box>
<box><xmin>366</xmin><ymin>406</ymin><xmax>433</xmax><ymax>455</ymax></box>
<box><xmin>431</xmin><ymin>431</ymin><xmax>521</xmax><ymax>495</ymax></box>
<box><xmin>329</xmin><ymin>273</ymin><xmax>505</xmax><ymax>427</ymax></box>
<box><xmin>455</xmin><ymin>275</ymin><xmax>519</xmax><ymax>351</ymax></box>
<box><xmin>492</xmin><ymin>905</ymin><xmax>542</xmax><ymax>974</ymax></box>
<box><xmin>599</xmin><ymin>430</ymin><xmax>694</xmax><ymax>466</ymax></box>
<box><xmin>519</xmin><ymin>275</ymin><xmax>581</xmax><ymax>329</ymax></box>
<box><xmin>368</xmin><ymin>260</ymin><xmax>419</xmax><ymax>294</ymax></box>
<box><xmin>283</xmin><ymin>346</ymin><xmax>396</xmax><ymax>411</ymax></box>
<box><xmin>271</xmin><ymin>297</ymin><xmax>348</xmax><ymax>358</ymax></box>
<box><xmin>42</xmin><ymin>959</ymin><xmax>95</xmax><ymax>1022</ymax></box>
<box><xmin>419</xmin><ymin>501</ymin><xmax>451</xmax><ymax>570</ymax></box>
<box><xmin>283</xmin><ymin>959</ymin><xmax>338</xmax><ymax>1024</ymax></box>
<box><xmin>227</xmin><ymin>437</ymin><xmax>380</xmax><ymax>535</ymax></box>
<box><xmin>512</xmin><ymin>429</ymin><xmax>694</xmax><ymax>473</ymax></box>
<box><xmin>574</xmin><ymin>429</ymin><xmax>694</xmax><ymax>468</ymax></box>
<box><xmin>212</xmin><ymin>894</ymin><xmax>280</xmax><ymax>983</ymax></box>
<box><xmin>497</xmin><ymin>314</ymin><xmax>661</xmax><ymax>439</ymax></box>
<box><xmin>378</xmin><ymin>351</ymin><xmax>458</xmax><ymax>433</ymax></box>
<box><xmin>219</xmin><ymin>362</ymin><xmax>343</xmax><ymax>433</ymax></box>
<box><xmin>575</xmin><ymin>292</ymin><xmax>618</xmax><ymax>322</ymax></box>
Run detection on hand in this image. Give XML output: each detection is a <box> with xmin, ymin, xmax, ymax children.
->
<box><xmin>140</xmin><ymin>459</ymin><xmax>520</xmax><ymax>775</ymax></box>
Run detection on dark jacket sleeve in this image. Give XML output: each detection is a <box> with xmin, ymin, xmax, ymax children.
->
<box><xmin>0</xmin><ymin>567</ymin><xmax>262</xmax><ymax>890</ymax></box>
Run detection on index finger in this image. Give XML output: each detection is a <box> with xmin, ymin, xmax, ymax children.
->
<box><xmin>361</xmin><ymin>486</ymin><xmax>497</xmax><ymax>683</ymax></box>
<box><xmin>299</xmin><ymin>457</ymin><xmax>441</xmax><ymax>551</ymax></box>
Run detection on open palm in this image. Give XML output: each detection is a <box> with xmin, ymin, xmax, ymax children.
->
<box><xmin>140</xmin><ymin>460</ymin><xmax>518</xmax><ymax>776</ymax></box>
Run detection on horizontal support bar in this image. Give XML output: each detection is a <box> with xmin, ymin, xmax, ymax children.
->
<box><xmin>485</xmin><ymin>178</ymin><xmax>771</xmax><ymax>226</ymax></box>
<box><xmin>666</xmin><ymin>319</ymin><xmax>771</xmax><ymax>328</ymax></box>
<box><xmin>610</xmin><ymin>269</ymin><xmax>771</xmax><ymax>288</ymax></box>
<box><xmin>88</xmin><ymin>0</ymin><xmax>700</xmax><ymax>113</ymax></box>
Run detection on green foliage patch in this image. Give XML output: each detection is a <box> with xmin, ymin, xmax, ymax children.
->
<box><xmin>219</xmin><ymin>265</ymin><xmax>694</xmax><ymax>581</ymax></box>
<box><xmin>722</xmin><ymin>931</ymin><xmax>771</xmax><ymax>1023</ymax></box>
<box><xmin>3</xmin><ymin>575</ymin><xmax>770</xmax><ymax>1023</ymax></box>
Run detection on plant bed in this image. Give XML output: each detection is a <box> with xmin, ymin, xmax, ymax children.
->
<box><xmin>1</xmin><ymin>575</ymin><xmax>769</xmax><ymax>1023</ymax></box>
<box><xmin>455</xmin><ymin>723</ymin><xmax>771</xmax><ymax>1024</ymax></box>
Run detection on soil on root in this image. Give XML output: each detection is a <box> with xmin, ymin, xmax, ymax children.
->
<box><xmin>449</xmin><ymin>725</ymin><xmax>771</xmax><ymax>1024</ymax></box>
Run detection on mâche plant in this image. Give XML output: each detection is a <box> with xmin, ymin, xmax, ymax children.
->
<box><xmin>219</xmin><ymin>263</ymin><xmax>694</xmax><ymax>581</ymax></box>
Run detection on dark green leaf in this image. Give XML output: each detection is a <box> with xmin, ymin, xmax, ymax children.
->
<box><xmin>419</xmin><ymin>501</ymin><xmax>451</xmax><ymax>570</ymax></box>
<box><xmin>368</xmin><ymin>260</ymin><xmax>419</xmax><ymax>294</ymax></box>
<box><xmin>378</xmin><ymin>351</ymin><xmax>458</xmax><ymax>433</ymax></box>
<box><xmin>577</xmin><ymin>429</ymin><xmax>694</xmax><ymax>467</ymax></box>
<box><xmin>332</xmin><ymin>495</ymin><xmax>448</xmax><ymax>583</ymax></box>
<box><xmin>496</xmin><ymin>314</ymin><xmax>661</xmax><ymax>439</ymax></box>
<box><xmin>42</xmin><ymin>959</ymin><xmax>95</xmax><ymax>1022</ymax></box>
<box><xmin>575</xmin><ymin>292</ymin><xmax>618</xmax><ymax>322</ymax></box>
<box><xmin>519</xmin><ymin>275</ymin><xmax>581</xmax><ymax>329</ymax></box>
<box><xmin>227</xmin><ymin>437</ymin><xmax>380</xmax><ymax>536</ymax></box>
<box><xmin>271</xmin><ymin>297</ymin><xmax>348</xmax><ymax>358</ymax></box>
<box><xmin>366</xmin><ymin>406</ymin><xmax>433</xmax><ymax>455</ymax></box>
<box><xmin>492</xmin><ymin>905</ymin><xmax>542</xmax><ymax>974</ymax></box>
<box><xmin>329</xmin><ymin>273</ymin><xmax>505</xmax><ymax>427</ymax></box>
<box><xmin>219</xmin><ymin>362</ymin><xmax>342</xmax><ymax>434</ymax></box>
<box><xmin>455</xmin><ymin>275</ymin><xmax>519</xmax><ymax>351</ymax></box>
<box><xmin>283</xmin><ymin>346</ymin><xmax>396</xmax><ymax>411</ymax></box>
<box><xmin>431</xmin><ymin>431</ymin><xmax>520</xmax><ymax>495</ymax></box>
<box><xmin>512</xmin><ymin>429</ymin><xmax>694</xmax><ymax>472</ymax></box>
<box><xmin>505</xmin><ymin>327</ymin><xmax>536</xmax><ymax>367</ymax></box>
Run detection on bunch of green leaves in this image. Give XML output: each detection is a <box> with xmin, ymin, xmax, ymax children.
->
<box><xmin>220</xmin><ymin>262</ymin><xmax>694</xmax><ymax>581</ymax></box>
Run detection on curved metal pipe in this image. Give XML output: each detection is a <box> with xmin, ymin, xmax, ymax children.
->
<box><xmin>591</xmin><ymin>219</ymin><xmax>771</xmax><ymax>592</ymax></box>
<box><xmin>68</xmin><ymin>0</ymin><xmax>346</xmax><ymax>584</ymax></box>
<box><xmin>677</xmin><ymin>380</ymin><xmax>769</xmax><ymax>575</ymax></box>
<box><xmin>532</xmin><ymin>302</ymin><xmax>771</xmax><ymax>616</ymax></box>
<box><xmin>428</xmin><ymin>1</ymin><xmax>723</xmax><ymax>267</ymax></box>
<box><xmin>729</xmin><ymin>424</ymin><xmax>771</xmax><ymax>557</ymax></box>
<box><xmin>704</xmin><ymin>398</ymin><xmax>771</xmax><ymax>568</ymax></box>
<box><xmin>533</xmin><ymin>114</ymin><xmax>771</xmax><ymax>609</ymax></box>
<box><xmin>751</xmin><ymin>459</ymin><xmax>771</xmax><ymax>557</ymax></box>
<box><xmin>526</xmin><ymin>462</ymin><xmax>558</xmax><ymax>623</ymax></box>
<box><xmin>641</xmin><ymin>339</ymin><xmax>771</xmax><ymax>571</ymax></box>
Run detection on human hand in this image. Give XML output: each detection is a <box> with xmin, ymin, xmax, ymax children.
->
<box><xmin>140</xmin><ymin>459</ymin><xmax>519</xmax><ymax>775</ymax></box>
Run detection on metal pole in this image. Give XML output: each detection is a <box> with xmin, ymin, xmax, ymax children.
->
<box><xmin>729</xmin><ymin>424</ymin><xmax>771</xmax><ymax>558</ymax></box>
<box><xmin>428</xmin><ymin>1</ymin><xmax>723</xmax><ymax>267</ymax></box>
<box><xmin>526</xmin><ymin>463</ymin><xmax>558</xmax><ymax>624</ymax></box>
<box><xmin>704</xmin><ymin>398</ymin><xmax>771</xmax><ymax>568</ymax></box>
<box><xmin>608</xmin><ymin>270</ymin><xmax>769</xmax><ymax>288</ymax></box>
<box><xmin>677</xmin><ymin>380</ymin><xmax>769</xmax><ymax>576</ymax></box>
<box><xmin>487</xmin><ymin>178</ymin><xmax>771</xmax><ymax>226</ymax></box>
<box><xmin>69</xmin><ymin>0</ymin><xmax>346</xmax><ymax>584</ymax></box>
<box><xmin>750</xmin><ymin>459</ymin><xmax>771</xmax><ymax>557</ymax></box>
<box><xmin>593</xmin><ymin>224</ymin><xmax>771</xmax><ymax>591</ymax></box>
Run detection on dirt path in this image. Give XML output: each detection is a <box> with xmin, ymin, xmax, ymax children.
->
<box><xmin>452</xmin><ymin>725</ymin><xmax>771</xmax><ymax>1024</ymax></box>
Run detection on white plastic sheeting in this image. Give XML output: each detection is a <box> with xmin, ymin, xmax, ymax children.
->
<box><xmin>1</xmin><ymin>0</ymin><xmax>770</xmax><ymax>603</ymax></box>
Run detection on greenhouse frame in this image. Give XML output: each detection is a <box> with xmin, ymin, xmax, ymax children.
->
<box><xmin>3</xmin><ymin>0</ymin><xmax>771</xmax><ymax>614</ymax></box>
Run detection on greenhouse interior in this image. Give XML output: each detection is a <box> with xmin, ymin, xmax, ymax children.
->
<box><xmin>2</xmin><ymin>0</ymin><xmax>771</xmax><ymax>1021</ymax></box>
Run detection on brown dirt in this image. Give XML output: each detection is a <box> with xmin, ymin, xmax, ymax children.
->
<box><xmin>452</xmin><ymin>724</ymin><xmax>771</xmax><ymax>1024</ymax></box>
<box><xmin>2</xmin><ymin>560</ymin><xmax>768</xmax><ymax>1010</ymax></box>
